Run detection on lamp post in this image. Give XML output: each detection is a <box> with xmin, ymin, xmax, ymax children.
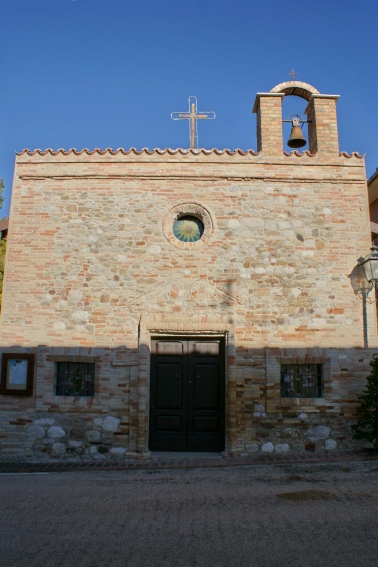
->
<box><xmin>355</xmin><ymin>246</ymin><xmax>378</xmax><ymax>348</ymax></box>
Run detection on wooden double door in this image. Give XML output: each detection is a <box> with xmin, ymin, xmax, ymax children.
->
<box><xmin>149</xmin><ymin>337</ymin><xmax>225</xmax><ymax>452</ymax></box>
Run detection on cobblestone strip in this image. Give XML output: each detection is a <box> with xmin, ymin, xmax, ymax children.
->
<box><xmin>0</xmin><ymin>450</ymin><xmax>376</xmax><ymax>473</ymax></box>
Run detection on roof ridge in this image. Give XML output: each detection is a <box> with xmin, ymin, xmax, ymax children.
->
<box><xmin>16</xmin><ymin>148</ymin><xmax>365</xmax><ymax>159</ymax></box>
<box><xmin>16</xmin><ymin>147</ymin><xmax>260</xmax><ymax>157</ymax></box>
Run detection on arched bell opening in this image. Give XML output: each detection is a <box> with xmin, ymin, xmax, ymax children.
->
<box><xmin>282</xmin><ymin>95</ymin><xmax>309</xmax><ymax>152</ymax></box>
<box><xmin>271</xmin><ymin>82</ymin><xmax>320</xmax><ymax>153</ymax></box>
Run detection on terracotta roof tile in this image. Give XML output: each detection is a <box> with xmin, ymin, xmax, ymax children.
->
<box><xmin>15</xmin><ymin>148</ymin><xmax>364</xmax><ymax>159</ymax></box>
<box><xmin>16</xmin><ymin>147</ymin><xmax>260</xmax><ymax>157</ymax></box>
<box><xmin>339</xmin><ymin>151</ymin><xmax>364</xmax><ymax>159</ymax></box>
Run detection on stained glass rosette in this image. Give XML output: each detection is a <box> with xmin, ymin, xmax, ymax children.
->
<box><xmin>173</xmin><ymin>216</ymin><xmax>204</xmax><ymax>242</ymax></box>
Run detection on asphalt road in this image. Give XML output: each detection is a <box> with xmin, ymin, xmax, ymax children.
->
<box><xmin>1</xmin><ymin>461</ymin><xmax>378</xmax><ymax>567</ymax></box>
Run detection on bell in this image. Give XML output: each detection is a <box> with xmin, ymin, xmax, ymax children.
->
<box><xmin>287</xmin><ymin>118</ymin><xmax>306</xmax><ymax>148</ymax></box>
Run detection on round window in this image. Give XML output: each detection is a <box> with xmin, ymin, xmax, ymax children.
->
<box><xmin>173</xmin><ymin>215</ymin><xmax>204</xmax><ymax>242</ymax></box>
<box><xmin>162</xmin><ymin>203</ymin><xmax>213</xmax><ymax>249</ymax></box>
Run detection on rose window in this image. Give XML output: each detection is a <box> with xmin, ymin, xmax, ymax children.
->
<box><xmin>172</xmin><ymin>215</ymin><xmax>204</xmax><ymax>242</ymax></box>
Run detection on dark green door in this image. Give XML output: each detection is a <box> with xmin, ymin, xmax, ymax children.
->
<box><xmin>149</xmin><ymin>337</ymin><xmax>225</xmax><ymax>452</ymax></box>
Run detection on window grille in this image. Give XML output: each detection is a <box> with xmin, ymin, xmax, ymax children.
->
<box><xmin>56</xmin><ymin>362</ymin><xmax>95</xmax><ymax>396</ymax></box>
<box><xmin>280</xmin><ymin>364</ymin><xmax>323</xmax><ymax>398</ymax></box>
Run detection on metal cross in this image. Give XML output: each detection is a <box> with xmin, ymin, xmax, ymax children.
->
<box><xmin>288</xmin><ymin>69</ymin><xmax>298</xmax><ymax>81</ymax></box>
<box><xmin>171</xmin><ymin>96</ymin><xmax>216</xmax><ymax>149</ymax></box>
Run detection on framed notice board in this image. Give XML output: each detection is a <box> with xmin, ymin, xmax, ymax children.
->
<box><xmin>0</xmin><ymin>353</ymin><xmax>35</xmax><ymax>396</ymax></box>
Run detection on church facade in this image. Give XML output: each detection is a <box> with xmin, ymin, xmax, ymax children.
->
<box><xmin>0</xmin><ymin>81</ymin><xmax>375</xmax><ymax>461</ymax></box>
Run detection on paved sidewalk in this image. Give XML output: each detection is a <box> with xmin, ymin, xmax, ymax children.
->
<box><xmin>0</xmin><ymin>449</ymin><xmax>376</xmax><ymax>473</ymax></box>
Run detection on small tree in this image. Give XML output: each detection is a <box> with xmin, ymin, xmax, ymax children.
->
<box><xmin>352</xmin><ymin>354</ymin><xmax>378</xmax><ymax>449</ymax></box>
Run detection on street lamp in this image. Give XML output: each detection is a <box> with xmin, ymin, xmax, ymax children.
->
<box><xmin>348</xmin><ymin>246</ymin><xmax>378</xmax><ymax>348</ymax></box>
<box><xmin>358</xmin><ymin>245</ymin><xmax>378</xmax><ymax>291</ymax></box>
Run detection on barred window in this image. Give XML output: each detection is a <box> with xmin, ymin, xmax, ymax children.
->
<box><xmin>56</xmin><ymin>362</ymin><xmax>95</xmax><ymax>396</ymax></box>
<box><xmin>280</xmin><ymin>364</ymin><xmax>323</xmax><ymax>398</ymax></box>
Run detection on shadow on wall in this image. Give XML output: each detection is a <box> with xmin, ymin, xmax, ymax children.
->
<box><xmin>0</xmin><ymin>342</ymin><xmax>375</xmax><ymax>462</ymax></box>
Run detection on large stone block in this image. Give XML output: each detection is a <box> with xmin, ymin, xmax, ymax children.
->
<box><xmin>52</xmin><ymin>443</ymin><xmax>66</xmax><ymax>455</ymax></box>
<box><xmin>102</xmin><ymin>416</ymin><xmax>120</xmax><ymax>433</ymax></box>
<box><xmin>86</xmin><ymin>430</ymin><xmax>101</xmax><ymax>442</ymax></box>
<box><xmin>306</xmin><ymin>426</ymin><xmax>330</xmax><ymax>441</ymax></box>
<box><xmin>26</xmin><ymin>426</ymin><xmax>45</xmax><ymax>439</ymax></box>
<box><xmin>48</xmin><ymin>426</ymin><xmax>66</xmax><ymax>439</ymax></box>
<box><xmin>275</xmin><ymin>443</ymin><xmax>290</xmax><ymax>453</ymax></box>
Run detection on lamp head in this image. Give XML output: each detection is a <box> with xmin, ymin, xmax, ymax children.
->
<box><xmin>358</xmin><ymin>245</ymin><xmax>378</xmax><ymax>283</ymax></box>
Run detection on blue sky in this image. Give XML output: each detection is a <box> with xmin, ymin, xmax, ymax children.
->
<box><xmin>1</xmin><ymin>0</ymin><xmax>377</xmax><ymax>217</ymax></box>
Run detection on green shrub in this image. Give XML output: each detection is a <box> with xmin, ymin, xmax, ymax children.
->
<box><xmin>352</xmin><ymin>354</ymin><xmax>378</xmax><ymax>449</ymax></box>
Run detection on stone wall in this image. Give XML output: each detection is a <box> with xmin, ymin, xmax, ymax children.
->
<box><xmin>0</xmin><ymin>84</ymin><xmax>376</xmax><ymax>461</ymax></box>
<box><xmin>0</xmin><ymin>344</ymin><xmax>374</xmax><ymax>462</ymax></box>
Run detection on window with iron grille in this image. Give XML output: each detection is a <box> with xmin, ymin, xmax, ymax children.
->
<box><xmin>56</xmin><ymin>362</ymin><xmax>95</xmax><ymax>396</ymax></box>
<box><xmin>280</xmin><ymin>364</ymin><xmax>323</xmax><ymax>398</ymax></box>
